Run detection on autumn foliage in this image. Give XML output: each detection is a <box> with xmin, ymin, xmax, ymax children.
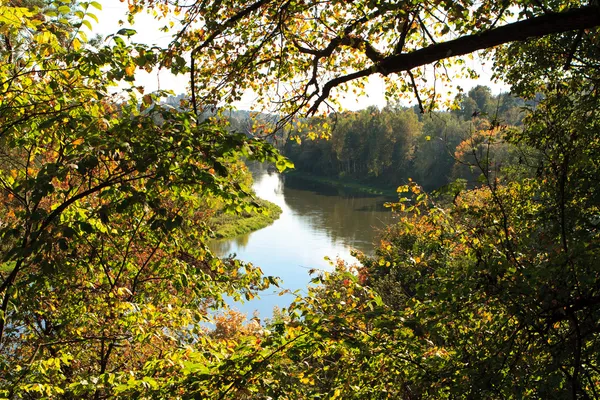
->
<box><xmin>2</xmin><ymin>0</ymin><xmax>600</xmax><ymax>398</ymax></box>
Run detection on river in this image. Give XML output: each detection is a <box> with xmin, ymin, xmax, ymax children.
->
<box><xmin>210</xmin><ymin>167</ymin><xmax>395</xmax><ymax>318</ymax></box>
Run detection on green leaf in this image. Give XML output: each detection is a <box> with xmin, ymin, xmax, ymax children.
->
<box><xmin>86</xmin><ymin>12</ymin><xmax>98</xmax><ymax>23</ymax></box>
<box><xmin>116</xmin><ymin>28</ymin><xmax>137</xmax><ymax>37</ymax></box>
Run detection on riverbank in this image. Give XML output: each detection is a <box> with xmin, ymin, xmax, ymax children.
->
<box><xmin>210</xmin><ymin>198</ymin><xmax>282</xmax><ymax>239</ymax></box>
<box><xmin>283</xmin><ymin>170</ymin><xmax>398</xmax><ymax>197</ymax></box>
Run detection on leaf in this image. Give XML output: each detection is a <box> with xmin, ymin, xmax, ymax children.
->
<box><xmin>124</xmin><ymin>64</ymin><xmax>135</xmax><ymax>77</ymax></box>
<box><xmin>72</xmin><ymin>37</ymin><xmax>81</xmax><ymax>51</ymax></box>
<box><xmin>116</xmin><ymin>28</ymin><xmax>137</xmax><ymax>37</ymax></box>
<box><xmin>86</xmin><ymin>12</ymin><xmax>98</xmax><ymax>23</ymax></box>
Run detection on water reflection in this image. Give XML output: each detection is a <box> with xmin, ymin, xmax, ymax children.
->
<box><xmin>209</xmin><ymin>168</ymin><xmax>395</xmax><ymax>317</ymax></box>
<box><xmin>282</xmin><ymin>176</ymin><xmax>393</xmax><ymax>252</ymax></box>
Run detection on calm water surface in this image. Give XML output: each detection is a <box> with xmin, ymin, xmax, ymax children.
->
<box><xmin>210</xmin><ymin>169</ymin><xmax>394</xmax><ymax>318</ymax></box>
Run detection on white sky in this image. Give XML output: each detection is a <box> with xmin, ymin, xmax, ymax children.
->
<box><xmin>93</xmin><ymin>1</ymin><xmax>509</xmax><ymax>111</ymax></box>
<box><xmin>94</xmin><ymin>2</ymin><xmax>189</xmax><ymax>94</ymax></box>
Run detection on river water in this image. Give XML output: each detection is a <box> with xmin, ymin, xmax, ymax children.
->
<box><xmin>210</xmin><ymin>168</ymin><xmax>395</xmax><ymax>318</ymax></box>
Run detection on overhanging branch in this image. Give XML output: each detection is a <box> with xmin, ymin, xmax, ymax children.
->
<box><xmin>190</xmin><ymin>0</ymin><xmax>274</xmax><ymax>117</ymax></box>
<box><xmin>308</xmin><ymin>5</ymin><xmax>600</xmax><ymax>115</ymax></box>
<box><xmin>379</xmin><ymin>5</ymin><xmax>600</xmax><ymax>75</ymax></box>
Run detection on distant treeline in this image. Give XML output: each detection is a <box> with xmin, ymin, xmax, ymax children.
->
<box><xmin>284</xmin><ymin>85</ymin><xmax>534</xmax><ymax>191</ymax></box>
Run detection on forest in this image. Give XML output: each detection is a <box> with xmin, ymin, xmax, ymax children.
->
<box><xmin>1</xmin><ymin>0</ymin><xmax>600</xmax><ymax>399</ymax></box>
<box><xmin>284</xmin><ymin>86</ymin><xmax>529</xmax><ymax>191</ymax></box>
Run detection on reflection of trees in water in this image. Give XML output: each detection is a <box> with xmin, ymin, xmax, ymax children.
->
<box><xmin>210</xmin><ymin>233</ymin><xmax>251</xmax><ymax>256</ymax></box>
<box><xmin>282</xmin><ymin>180</ymin><xmax>394</xmax><ymax>254</ymax></box>
<box><xmin>210</xmin><ymin>169</ymin><xmax>394</xmax><ymax>256</ymax></box>
<box><xmin>248</xmin><ymin>164</ymin><xmax>286</xmax><ymax>201</ymax></box>
<box><xmin>234</xmin><ymin>234</ymin><xmax>250</xmax><ymax>248</ymax></box>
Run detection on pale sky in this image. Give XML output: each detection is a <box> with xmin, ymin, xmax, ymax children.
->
<box><xmin>93</xmin><ymin>1</ymin><xmax>509</xmax><ymax>111</ymax></box>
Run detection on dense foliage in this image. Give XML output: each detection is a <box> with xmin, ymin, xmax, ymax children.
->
<box><xmin>268</xmin><ymin>76</ymin><xmax>600</xmax><ymax>397</ymax></box>
<box><xmin>127</xmin><ymin>0</ymin><xmax>600</xmax><ymax>128</ymax></box>
<box><xmin>0</xmin><ymin>3</ymin><xmax>288</xmax><ymax>397</ymax></box>
<box><xmin>284</xmin><ymin>87</ymin><xmax>527</xmax><ymax>191</ymax></box>
<box><xmin>2</xmin><ymin>0</ymin><xmax>600</xmax><ymax>399</ymax></box>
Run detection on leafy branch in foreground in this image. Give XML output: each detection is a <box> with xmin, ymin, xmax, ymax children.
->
<box><xmin>131</xmin><ymin>0</ymin><xmax>600</xmax><ymax>131</ymax></box>
<box><xmin>2</xmin><ymin>0</ymin><xmax>600</xmax><ymax>398</ymax></box>
<box><xmin>0</xmin><ymin>3</ymin><xmax>290</xmax><ymax>398</ymax></box>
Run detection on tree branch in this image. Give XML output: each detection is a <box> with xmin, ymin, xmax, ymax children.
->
<box><xmin>394</xmin><ymin>16</ymin><xmax>414</xmax><ymax>54</ymax></box>
<box><xmin>308</xmin><ymin>5</ymin><xmax>600</xmax><ymax>115</ymax></box>
<box><xmin>407</xmin><ymin>70</ymin><xmax>424</xmax><ymax>113</ymax></box>
<box><xmin>307</xmin><ymin>68</ymin><xmax>373</xmax><ymax>115</ymax></box>
<box><xmin>190</xmin><ymin>0</ymin><xmax>274</xmax><ymax>118</ymax></box>
<box><xmin>300</xmin><ymin>7</ymin><xmax>389</xmax><ymax>56</ymax></box>
<box><xmin>564</xmin><ymin>29</ymin><xmax>584</xmax><ymax>71</ymax></box>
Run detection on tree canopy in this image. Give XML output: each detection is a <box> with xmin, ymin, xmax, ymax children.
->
<box><xmin>126</xmin><ymin>0</ymin><xmax>600</xmax><ymax>123</ymax></box>
<box><xmin>2</xmin><ymin>0</ymin><xmax>600</xmax><ymax>398</ymax></box>
<box><xmin>0</xmin><ymin>2</ymin><xmax>288</xmax><ymax>397</ymax></box>
<box><xmin>282</xmin><ymin>87</ymin><xmax>527</xmax><ymax>191</ymax></box>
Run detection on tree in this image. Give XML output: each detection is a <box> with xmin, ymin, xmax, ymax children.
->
<box><xmin>119</xmin><ymin>1</ymin><xmax>600</xmax><ymax>398</ymax></box>
<box><xmin>284</xmin><ymin>107</ymin><xmax>421</xmax><ymax>186</ymax></box>
<box><xmin>125</xmin><ymin>0</ymin><xmax>600</xmax><ymax>126</ymax></box>
<box><xmin>0</xmin><ymin>2</ymin><xmax>290</xmax><ymax>397</ymax></box>
<box><xmin>3</xmin><ymin>0</ymin><xmax>600</xmax><ymax>398</ymax></box>
<box><xmin>412</xmin><ymin>112</ymin><xmax>468</xmax><ymax>190</ymax></box>
<box><xmin>252</xmin><ymin>20</ymin><xmax>600</xmax><ymax>398</ymax></box>
<box><xmin>454</xmin><ymin>85</ymin><xmax>493</xmax><ymax>119</ymax></box>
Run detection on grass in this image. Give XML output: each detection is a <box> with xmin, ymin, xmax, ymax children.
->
<box><xmin>210</xmin><ymin>198</ymin><xmax>282</xmax><ymax>239</ymax></box>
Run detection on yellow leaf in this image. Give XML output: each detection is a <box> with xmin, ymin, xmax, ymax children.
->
<box><xmin>124</xmin><ymin>64</ymin><xmax>135</xmax><ymax>77</ymax></box>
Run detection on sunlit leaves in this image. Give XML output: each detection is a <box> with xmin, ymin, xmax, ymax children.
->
<box><xmin>0</xmin><ymin>2</ymin><xmax>291</xmax><ymax>398</ymax></box>
<box><xmin>3</xmin><ymin>0</ymin><xmax>600</xmax><ymax>398</ymax></box>
<box><xmin>123</xmin><ymin>0</ymin><xmax>574</xmax><ymax>132</ymax></box>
